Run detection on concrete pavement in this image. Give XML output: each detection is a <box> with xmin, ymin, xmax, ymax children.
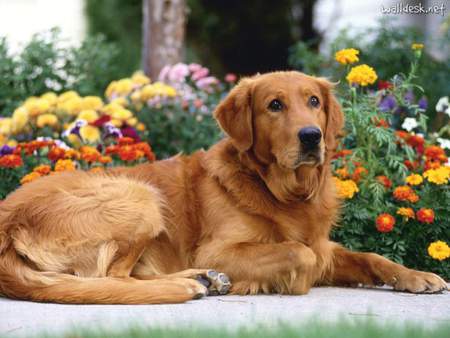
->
<box><xmin>1</xmin><ymin>285</ymin><xmax>449</xmax><ymax>337</ymax></box>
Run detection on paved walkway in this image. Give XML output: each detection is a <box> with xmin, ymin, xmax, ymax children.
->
<box><xmin>1</xmin><ymin>286</ymin><xmax>449</xmax><ymax>337</ymax></box>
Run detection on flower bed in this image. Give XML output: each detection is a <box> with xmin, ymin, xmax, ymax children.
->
<box><xmin>0</xmin><ymin>51</ymin><xmax>448</xmax><ymax>278</ymax></box>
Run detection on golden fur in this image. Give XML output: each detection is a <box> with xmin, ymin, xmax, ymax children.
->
<box><xmin>0</xmin><ymin>71</ymin><xmax>447</xmax><ymax>304</ymax></box>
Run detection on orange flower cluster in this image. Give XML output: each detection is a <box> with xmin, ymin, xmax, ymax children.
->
<box><xmin>416</xmin><ymin>208</ymin><xmax>434</xmax><ymax>224</ymax></box>
<box><xmin>393</xmin><ymin>185</ymin><xmax>419</xmax><ymax>203</ymax></box>
<box><xmin>397</xmin><ymin>207</ymin><xmax>415</xmax><ymax>220</ymax></box>
<box><xmin>106</xmin><ymin>137</ymin><xmax>156</xmax><ymax>162</ymax></box>
<box><xmin>424</xmin><ymin>145</ymin><xmax>447</xmax><ymax>170</ymax></box>
<box><xmin>54</xmin><ymin>159</ymin><xmax>76</xmax><ymax>172</ymax></box>
<box><xmin>20</xmin><ymin>164</ymin><xmax>52</xmax><ymax>184</ymax></box>
<box><xmin>20</xmin><ymin>140</ymin><xmax>54</xmax><ymax>155</ymax></box>
<box><xmin>333</xmin><ymin>149</ymin><xmax>352</xmax><ymax>160</ymax></box>
<box><xmin>376</xmin><ymin>213</ymin><xmax>395</xmax><ymax>233</ymax></box>
<box><xmin>352</xmin><ymin>166</ymin><xmax>368</xmax><ymax>182</ymax></box>
<box><xmin>0</xmin><ymin>154</ymin><xmax>23</xmax><ymax>168</ymax></box>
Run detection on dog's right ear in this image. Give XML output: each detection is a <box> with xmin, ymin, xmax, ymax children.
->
<box><xmin>213</xmin><ymin>78</ymin><xmax>254</xmax><ymax>152</ymax></box>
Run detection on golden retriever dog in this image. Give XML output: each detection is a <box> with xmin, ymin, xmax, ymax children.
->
<box><xmin>0</xmin><ymin>71</ymin><xmax>447</xmax><ymax>304</ymax></box>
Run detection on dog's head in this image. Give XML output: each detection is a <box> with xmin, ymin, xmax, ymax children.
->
<box><xmin>214</xmin><ymin>71</ymin><xmax>344</xmax><ymax>170</ymax></box>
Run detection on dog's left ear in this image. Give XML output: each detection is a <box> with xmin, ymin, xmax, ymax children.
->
<box><xmin>213</xmin><ymin>78</ymin><xmax>254</xmax><ymax>152</ymax></box>
<box><xmin>317</xmin><ymin>78</ymin><xmax>345</xmax><ymax>154</ymax></box>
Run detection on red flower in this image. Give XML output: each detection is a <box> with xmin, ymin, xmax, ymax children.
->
<box><xmin>404</xmin><ymin>160</ymin><xmax>419</xmax><ymax>170</ymax></box>
<box><xmin>48</xmin><ymin>147</ymin><xmax>66</xmax><ymax>162</ymax></box>
<box><xmin>378</xmin><ymin>80</ymin><xmax>393</xmax><ymax>90</ymax></box>
<box><xmin>0</xmin><ymin>154</ymin><xmax>23</xmax><ymax>168</ymax></box>
<box><xmin>424</xmin><ymin>160</ymin><xmax>441</xmax><ymax>170</ymax></box>
<box><xmin>424</xmin><ymin>145</ymin><xmax>446</xmax><ymax>162</ymax></box>
<box><xmin>416</xmin><ymin>208</ymin><xmax>434</xmax><ymax>224</ymax></box>
<box><xmin>118</xmin><ymin>145</ymin><xmax>139</xmax><ymax>161</ymax></box>
<box><xmin>91</xmin><ymin>114</ymin><xmax>111</xmax><ymax>127</ymax></box>
<box><xmin>376</xmin><ymin>213</ymin><xmax>395</xmax><ymax>233</ymax></box>
<box><xmin>118</xmin><ymin>137</ymin><xmax>135</xmax><ymax>146</ymax></box>
<box><xmin>332</xmin><ymin>149</ymin><xmax>352</xmax><ymax>159</ymax></box>
<box><xmin>376</xmin><ymin>175</ymin><xmax>392</xmax><ymax>189</ymax></box>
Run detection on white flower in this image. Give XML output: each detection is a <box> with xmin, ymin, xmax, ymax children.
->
<box><xmin>437</xmin><ymin>138</ymin><xmax>450</xmax><ymax>150</ymax></box>
<box><xmin>436</xmin><ymin>96</ymin><xmax>450</xmax><ymax>117</ymax></box>
<box><xmin>402</xmin><ymin>117</ymin><xmax>418</xmax><ymax>132</ymax></box>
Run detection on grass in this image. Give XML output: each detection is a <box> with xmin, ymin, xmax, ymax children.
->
<box><xmin>24</xmin><ymin>320</ymin><xmax>450</xmax><ymax>338</ymax></box>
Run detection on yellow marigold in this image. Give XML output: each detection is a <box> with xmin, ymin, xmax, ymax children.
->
<box><xmin>396</xmin><ymin>207</ymin><xmax>415</xmax><ymax>220</ymax></box>
<box><xmin>112</xmin><ymin>108</ymin><xmax>133</xmax><ymax>121</ymax></box>
<box><xmin>20</xmin><ymin>171</ymin><xmax>42</xmax><ymax>184</ymax></box>
<box><xmin>54</xmin><ymin>159</ymin><xmax>76</xmax><ymax>172</ymax></box>
<box><xmin>427</xmin><ymin>240</ymin><xmax>450</xmax><ymax>261</ymax></box>
<box><xmin>423</xmin><ymin>167</ymin><xmax>449</xmax><ymax>185</ymax></box>
<box><xmin>114</xmin><ymin>79</ymin><xmax>133</xmax><ymax>96</ymax></box>
<box><xmin>0</xmin><ymin>118</ymin><xmax>12</xmax><ymax>135</ymax></box>
<box><xmin>132</xmin><ymin>72</ymin><xmax>151</xmax><ymax>86</ymax></box>
<box><xmin>405</xmin><ymin>173</ymin><xmax>423</xmax><ymax>186</ymax></box>
<box><xmin>41</xmin><ymin>92</ymin><xmax>58</xmax><ymax>106</ymax></box>
<box><xmin>78</xmin><ymin>109</ymin><xmax>99</xmax><ymax>123</ymax></box>
<box><xmin>110</xmin><ymin>119</ymin><xmax>123</xmax><ymax>127</ymax></box>
<box><xmin>59</xmin><ymin>97</ymin><xmax>83</xmax><ymax>116</ymax></box>
<box><xmin>36</xmin><ymin>114</ymin><xmax>58</xmax><ymax>128</ymax></box>
<box><xmin>111</xmin><ymin>97</ymin><xmax>128</xmax><ymax>107</ymax></box>
<box><xmin>24</xmin><ymin>97</ymin><xmax>51</xmax><ymax>116</ymax></box>
<box><xmin>58</xmin><ymin>91</ymin><xmax>79</xmax><ymax>103</ymax></box>
<box><xmin>81</xmin><ymin>96</ymin><xmax>103</xmax><ymax>111</ymax></box>
<box><xmin>102</xmin><ymin>103</ymin><xmax>123</xmax><ymax>116</ymax></box>
<box><xmin>67</xmin><ymin>134</ymin><xmax>82</xmax><ymax>148</ymax></box>
<box><xmin>346</xmin><ymin>64</ymin><xmax>378</xmax><ymax>86</ymax></box>
<box><xmin>127</xmin><ymin>117</ymin><xmax>138</xmax><ymax>127</ymax></box>
<box><xmin>333</xmin><ymin>177</ymin><xmax>359</xmax><ymax>199</ymax></box>
<box><xmin>79</xmin><ymin>125</ymin><xmax>101</xmax><ymax>143</ymax></box>
<box><xmin>335</xmin><ymin>48</ymin><xmax>360</xmax><ymax>65</ymax></box>
<box><xmin>140</xmin><ymin>84</ymin><xmax>156</xmax><ymax>101</ymax></box>
<box><xmin>11</xmin><ymin>107</ymin><xmax>29</xmax><ymax>133</ymax></box>
<box><xmin>411</xmin><ymin>43</ymin><xmax>424</xmax><ymax>50</ymax></box>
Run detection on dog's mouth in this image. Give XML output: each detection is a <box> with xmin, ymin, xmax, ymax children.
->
<box><xmin>294</xmin><ymin>148</ymin><xmax>324</xmax><ymax>168</ymax></box>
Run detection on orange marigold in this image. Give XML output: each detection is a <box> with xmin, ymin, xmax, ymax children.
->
<box><xmin>396</xmin><ymin>207</ymin><xmax>415</xmax><ymax>220</ymax></box>
<box><xmin>99</xmin><ymin>156</ymin><xmax>112</xmax><ymax>164</ymax></box>
<box><xmin>54</xmin><ymin>159</ymin><xmax>76</xmax><ymax>172</ymax></box>
<box><xmin>352</xmin><ymin>166</ymin><xmax>368</xmax><ymax>182</ymax></box>
<box><xmin>20</xmin><ymin>172</ymin><xmax>41</xmax><ymax>184</ymax></box>
<box><xmin>64</xmin><ymin>149</ymin><xmax>80</xmax><ymax>160</ymax></box>
<box><xmin>424</xmin><ymin>145</ymin><xmax>445</xmax><ymax>161</ymax></box>
<box><xmin>0</xmin><ymin>154</ymin><xmax>23</xmax><ymax>168</ymax></box>
<box><xmin>33</xmin><ymin>164</ymin><xmax>51</xmax><ymax>175</ymax></box>
<box><xmin>133</xmin><ymin>142</ymin><xmax>156</xmax><ymax>161</ymax></box>
<box><xmin>393</xmin><ymin>186</ymin><xmax>414</xmax><ymax>201</ymax></box>
<box><xmin>336</xmin><ymin>167</ymin><xmax>350</xmax><ymax>179</ymax></box>
<box><xmin>23</xmin><ymin>140</ymin><xmax>53</xmax><ymax>155</ymax></box>
<box><xmin>416</xmin><ymin>208</ymin><xmax>435</xmax><ymax>224</ymax></box>
<box><xmin>80</xmin><ymin>146</ymin><xmax>101</xmax><ymax>163</ymax></box>
<box><xmin>376</xmin><ymin>175</ymin><xmax>392</xmax><ymax>189</ymax></box>
<box><xmin>118</xmin><ymin>137</ymin><xmax>135</xmax><ymax>146</ymax></box>
<box><xmin>332</xmin><ymin>149</ymin><xmax>352</xmax><ymax>159</ymax></box>
<box><xmin>376</xmin><ymin>213</ymin><xmax>395</xmax><ymax>233</ymax></box>
<box><xmin>425</xmin><ymin>160</ymin><xmax>441</xmax><ymax>170</ymax></box>
<box><xmin>118</xmin><ymin>145</ymin><xmax>139</xmax><ymax>161</ymax></box>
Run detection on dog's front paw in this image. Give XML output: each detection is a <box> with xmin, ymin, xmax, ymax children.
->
<box><xmin>196</xmin><ymin>270</ymin><xmax>231</xmax><ymax>296</ymax></box>
<box><xmin>392</xmin><ymin>269</ymin><xmax>448</xmax><ymax>294</ymax></box>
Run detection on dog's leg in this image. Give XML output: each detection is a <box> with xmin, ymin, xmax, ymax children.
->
<box><xmin>195</xmin><ymin>241</ymin><xmax>317</xmax><ymax>295</ymax></box>
<box><xmin>326</xmin><ymin>245</ymin><xmax>448</xmax><ymax>293</ymax></box>
<box><xmin>133</xmin><ymin>269</ymin><xmax>232</xmax><ymax>295</ymax></box>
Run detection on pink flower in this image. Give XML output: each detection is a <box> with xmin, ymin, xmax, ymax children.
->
<box><xmin>188</xmin><ymin>63</ymin><xmax>202</xmax><ymax>72</ymax></box>
<box><xmin>196</xmin><ymin>76</ymin><xmax>218</xmax><ymax>90</ymax></box>
<box><xmin>191</xmin><ymin>67</ymin><xmax>209</xmax><ymax>81</ymax></box>
<box><xmin>158</xmin><ymin>65</ymin><xmax>171</xmax><ymax>82</ymax></box>
<box><xmin>225</xmin><ymin>73</ymin><xmax>237</xmax><ymax>83</ymax></box>
<box><xmin>168</xmin><ymin>63</ymin><xmax>190</xmax><ymax>83</ymax></box>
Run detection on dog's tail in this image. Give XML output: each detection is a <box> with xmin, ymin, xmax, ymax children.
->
<box><xmin>0</xmin><ymin>235</ymin><xmax>196</xmax><ymax>304</ymax></box>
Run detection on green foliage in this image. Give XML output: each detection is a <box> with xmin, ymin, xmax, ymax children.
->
<box><xmin>0</xmin><ymin>29</ymin><xmax>125</xmax><ymax>117</ymax></box>
<box><xmin>85</xmin><ymin>0</ymin><xmax>142</xmax><ymax>76</ymax></box>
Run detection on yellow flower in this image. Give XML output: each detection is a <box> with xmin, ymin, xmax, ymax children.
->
<box><xmin>102</xmin><ymin>103</ymin><xmax>123</xmax><ymax>116</ymax></box>
<box><xmin>411</xmin><ymin>43</ymin><xmax>424</xmax><ymax>50</ymax></box>
<box><xmin>24</xmin><ymin>97</ymin><xmax>51</xmax><ymax>116</ymax></box>
<box><xmin>78</xmin><ymin>110</ymin><xmax>99</xmax><ymax>123</ymax></box>
<box><xmin>153</xmin><ymin>82</ymin><xmax>177</xmax><ymax>97</ymax></box>
<box><xmin>59</xmin><ymin>97</ymin><xmax>83</xmax><ymax>116</ymax></box>
<box><xmin>137</xmin><ymin>122</ymin><xmax>146</xmax><ymax>131</ymax></box>
<box><xmin>405</xmin><ymin>173</ymin><xmax>423</xmax><ymax>186</ymax></box>
<box><xmin>58</xmin><ymin>91</ymin><xmax>79</xmax><ymax>103</ymax></box>
<box><xmin>423</xmin><ymin>167</ymin><xmax>449</xmax><ymax>185</ymax></box>
<box><xmin>110</xmin><ymin>119</ymin><xmax>123</xmax><ymax>127</ymax></box>
<box><xmin>130</xmin><ymin>91</ymin><xmax>142</xmax><ymax>103</ymax></box>
<box><xmin>0</xmin><ymin>118</ymin><xmax>12</xmax><ymax>135</ymax></box>
<box><xmin>396</xmin><ymin>207</ymin><xmax>415</xmax><ymax>220</ymax></box>
<box><xmin>140</xmin><ymin>84</ymin><xmax>156</xmax><ymax>101</ymax></box>
<box><xmin>79</xmin><ymin>125</ymin><xmax>101</xmax><ymax>143</ymax></box>
<box><xmin>333</xmin><ymin>177</ymin><xmax>359</xmax><ymax>199</ymax></box>
<box><xmin>112</xmin><ymin>108</ymin><xmax>133</xmax><ymax>121</ymax></box>
<box><xmin>36</xmin><ymin>114</ymin><xmax>58</xmax><ymax>128</ymax></box>
<box><xmin>427</xmin><ymin>240</ymin><xmax>450</xmax><ymax>261</ymax></box>
<box><xmin>41</xmin><ymin>92</ymin><xmax>58</xmax><ymax>106</ymax></box>
<box><xmin>346</xmin><ymin>64</ymin><xmax>378</xmax><ymax>86</ymax></box>
<box><xmin>132</xmin><ymin>71</ymin><xmax>151</xmax><ymax>86</ymax></box>
<box><xmin>67</xmin><ymin>134</ymin><xmax>82</xmax><ymax>148</ymax></box>
<box><xmin>54</xmin><ymin>159</ymin><xmax>76</xmax><ymax>172</ymax></box>
<box><xmin>127</xmin><ymin>117</ymin><xmax>138</xmax><ymax>126</ymax></box>
<box><xmin>80</xmin><ymin>96</ymin><xmax>103</xmax><ymax>111</ymax></box>
<box><xmin>110</xmin><ymin>97</ymin><xmax>128</xmax><ymax>107</ymax></box>
<box><xmin>335</xmin><ymin>48</ymin><xmax>360</xmax><ymax>65</ymax></box>
<box><xmin>12</xmin><ymin>107</ymin><xmax>29</xmax><ymax>133</ymax></box>
<box><xmin>115</xmin><ymin>79</ymin><xmax>133</xmax><ymax>96</ymax></box>
<box><xmin>21</xmin><ymin>172</ymin><xmax>42</xmax><ymax>185</ymax></box>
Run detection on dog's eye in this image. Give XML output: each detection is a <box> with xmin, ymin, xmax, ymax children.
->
<box><xmin>268</xmin><ymin>99</ymin><xmax>283</xmax><ymax>112</ymax></box>
<box><xmin>309</xmin><ymin>96</ymin><xmax>320</xmax><ymax>108</ymax></box>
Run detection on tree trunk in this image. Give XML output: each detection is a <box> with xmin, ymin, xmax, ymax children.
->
<box><xmin>142</xmin><ymin>0</ymin><xmax>186</xmax><ymax>79</ymax></box>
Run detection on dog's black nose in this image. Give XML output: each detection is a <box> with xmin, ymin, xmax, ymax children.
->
<box><xmin>298</xmin><ymin>126</ymin><xmax>322</xmax><ymax>148</ymax></box>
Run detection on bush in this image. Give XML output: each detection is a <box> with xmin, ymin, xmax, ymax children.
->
<box><xmin>0</xmin><ymin>29</ymin><xmax>127</xmax><ymax>118</ymax></box>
